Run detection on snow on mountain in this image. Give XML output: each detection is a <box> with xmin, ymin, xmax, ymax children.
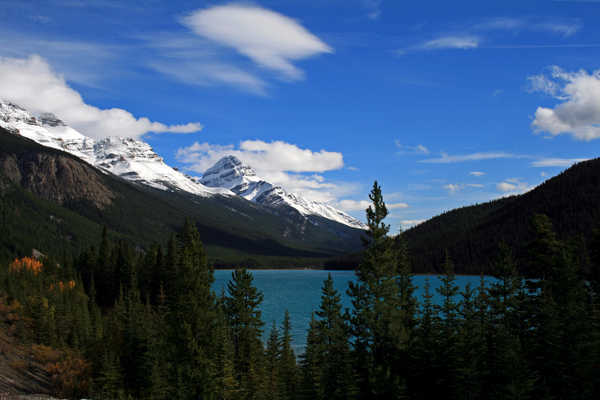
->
<box><xmin>201</xmin><ymin>155</ymin><xmax>366</xmax><ymax>229</ymax></box>
<box><xmin>0</xmin><ymin>100</ymin><xmax>228</xmax><ymax>197</ymax></box>
<box><xmin>1</xmin><ymin>100</ymin><xmax>364</xmax><ymax>229</ymax></box>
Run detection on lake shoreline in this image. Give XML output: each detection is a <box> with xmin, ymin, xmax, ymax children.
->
<box><xmin>214</xmin><ymin>266</ymin><xmax>489</xmax><ymax>277</ymax></box>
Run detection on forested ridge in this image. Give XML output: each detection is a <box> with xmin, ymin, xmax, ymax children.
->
<box><xmin>0</xmin><ymin>127</ymin><xmax>363</xmax><ymax>268</ymax></box>
<box><xmin>402</xmin><ymin>157</ymin><xmax>600</xmax><ymax>275</ymax></box>
<box><xmin>1</xmin><ymin>182</ymin><xmax>599</xmax><ymax>399</ymax></box>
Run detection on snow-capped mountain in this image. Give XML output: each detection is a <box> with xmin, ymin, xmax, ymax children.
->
<box><xmin>0</xmin><ymin>100</ymin><xmax>229</xmax><ymax>197</ymax></box>
<box><xmin>1</xmin><ymin>100</ymin><xmax>365</xmax><ymax>230</ymax></box>
<box><xmin>201</xmin><ymin>155</ymin><xmax>366</xmax><ymax>229</ymax></box>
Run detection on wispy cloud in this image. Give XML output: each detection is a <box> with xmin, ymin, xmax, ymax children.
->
<box><xmin>469</xmin><ymin>171</ymin><xmax>486</xmax><ymax>176</ymax></box>
<box><xmin>395</xmin><ymin>141</ymin><xmax>430</xmax><ymax>154</ymax></box>
<box><xmin>362</xmin><ymin>0</ymin><xmax>382</xmax><ymax>20</ymax></box>
<box><xmin>401</xmin><ymin>219</ymin><xmax>426</xmax><ymax>228</ymax></box>
<box><xmin>0</xmin><ymin>31</ymin><xmax>120</xmax><ymax>87</ymax></box>
<box><xmin>444</xmin><ymin>183</ymin><xmax>485</xmax><ymax>193</ymax></box>
<box><xmin>150</xmin><ymin>60</ymin><xmax>267</xmax><ymax>95</ymax></box>
<box><xmin>420</xmin><ymin>151</ymin><xmax>526</xmax><ymax>164</ymax></box>
<box><xmin>531</xmin><ymin>157</ymin><xmax>589</xmax><ymax>167</ymax></box>
<box><xmin>475</xmin><ymin>17</ymin><xmax>582</xmax><ymax>37</ymax></box>
<box><xmin>422</xmin><ymin>35</ymin><xmax>480</xmax><ymax>50</ymax></box>
<box><xmin>400</xmin><ymin>16</ymin><xmax>583</xmax><ymax>55</ymax></box>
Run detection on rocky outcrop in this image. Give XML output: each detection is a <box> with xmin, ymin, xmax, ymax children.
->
<box><xmin>0</xmin><ymin>150</ymin><xmax>115</xmax><ymax>209</ymax></box>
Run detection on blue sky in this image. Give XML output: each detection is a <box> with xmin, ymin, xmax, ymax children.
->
<box><xmin>1</xmin><ymin>0</ymin><xmax>600</xmax><ymax>231</ymax></box>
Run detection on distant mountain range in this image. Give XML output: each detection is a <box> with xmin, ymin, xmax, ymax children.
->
<box><xmin>0</xmin><ymin>100</ymin><xmax>365</xmax><ymax>265</ymax></box>
<box><xmin>0</xmin><ymin>100</ymin><xmax>364</xmax><ymax>230</ymax></box>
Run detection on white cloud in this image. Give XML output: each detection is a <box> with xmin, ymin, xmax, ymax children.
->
<box><xmin>181</xmin><ymin>3</ymin><xmax>332</xmax><ymax>81</ymax></box>
<box><xmin>475</xmin><ymin>17</ymin><xmax>581</xmax><ymax>37</ymax></box>
<box><xmin>530</xmin><ymin>67</ymin><xmax>600</xmax><ymax>140</ymax></box>
<box><xmin>444</xmin><ymin>183</ymin><xmax>485</xmax><ymax>193</ymax></box>
<box><xmin>496</xmin><ymin>178</ymin><xmax>533</xmax><ymax>194</ymax></box>
<box><xmin>469</xmin><ymin>171</ymin><xmax>486</xmax><ymax>176</ymax></box>
<box><xmin>422</xmin><ymin>36</ymin><xmax>480</xmax><ymax>50</ymax></box>
<box><xmin>388</xmin><ymin>202</ymin><xmax>409</xmax><ymax>209</ymax></box>
<box><xmin>497</xmin><ymin>182</ymin><xmax>517</xmax><ymax>192</ymax></box>
<box><xmin>363</xmin><ymin>0</ymin><xmax>382</xmax><ymax>20</ymax></box>
<box><xmin>176</xmin><ymin>140</ymin><xmax>353</xmax><ymax>204</ymax></box>
<box><xmin>531</xmin><ymin>157</ymin><xmax>588</xmax><ymax>167</ymax></box>
<box><xmin>150</xmin><ymin>60</ymin><xmax>267</xmax><ymax>95</ymax></box>
<box><xmin>177</xmin><ymin>140</ymin><xmax>343</xmax><ymax>174</ymax></box>
<box><xmin>401</xmin><ymin>219</ymin><xmax>426</xmax><ymax>228</ymax></box>
<box><xmin>395</xmin><ymin>141</ymin><xmax>429</xmax><ymax>154</ymax></box>
<box><xmin>444</xmin><ymin>184</ymin><xmax>462</xmax><ymax>193</ymax></box>
<box><xmin>0</xmin><ymin>55</ymin><xmax>201</xmax><ymax>139</ymax></box>
<box><xmin>338</xmin><ymin>199</ymin><xmax>370</xmax><ymax>211</ymax></box>
<box><xmin>421</xmin><ymin>151</ymin><xmax>523</xmax><ymax>163</ymax></box>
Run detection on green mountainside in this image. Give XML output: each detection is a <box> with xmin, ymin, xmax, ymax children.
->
<box><xmin>0</xmin><ymin>128</ymin><xmax>363</xmax><ymax>266</ymax></box>
<box><xmin>402</xmin><ymin>157</ymin><xmax>600</xmax><ymax>274</ymax></box>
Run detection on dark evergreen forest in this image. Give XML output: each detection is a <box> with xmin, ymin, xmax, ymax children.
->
<box><xmin>1</xmin><ymin>182</ymin><xmax>599</xmax><ymax>399</ymax></box>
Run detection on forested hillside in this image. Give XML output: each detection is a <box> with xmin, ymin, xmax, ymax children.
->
<box><xmin>1</xmin><ymin>184</ymin><xmax>599</xmax><ymax>399</ymax></box>
<box><xmin>0</xmin><ymin>128</ymin><xmax>363</xmax><ymax>267</ymax></box>
<box><xmin>402</xmin><ymin>157</ymin><xmax>600</xmax><ymax>275</ymax></box>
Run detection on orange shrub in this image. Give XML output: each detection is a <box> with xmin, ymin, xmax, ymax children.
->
<box><xmin>49</xmin><ymin>280</ymin><xmax>76</xmax><ymax>292</ymax></box>
<box><xmin>9</xmin><ymin>257</ymin><xmax>43</xmax><ymax>275</ymax></box>
<box><xmin>46</xmin><ymin>354</ymin><xmax>91</xmax><ymax>398</ymax></box>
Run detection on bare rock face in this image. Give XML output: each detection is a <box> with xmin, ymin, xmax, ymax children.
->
<box><xmin>0</xmin><ymin>151</ymin><xmax>115</xmax><ymax>209</ymax></box>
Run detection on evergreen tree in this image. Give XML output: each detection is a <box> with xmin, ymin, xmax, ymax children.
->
<box><xmin>315</xmin><ymin>274</ymin><xmax>355</xmax><ymax>400</ymax></box>
<box><xmin>433</xmin><ymin>251</ymin><xmax>460</xmax><ymax>399</ymax></box>
<box><xmin>225</xmin><ymin>267</ymin><xmax>265</xmax><ymax>399</ymax></box>
<box><xmin>169</xmin><ymin>219</ymin><xmax>218</xmax><ymax>399</ymax></box>
<box><xmin>264</xmin><ymin>322</ymin><xmax>282</xmax><ymax>400</ymax></box>
<box><xmin>299</xmin><ymin>314</ymin><xmax>321</xmax><ymax>400</ymax></box>
<box><xmin>347</xmin><ymin>181</ymin><xmax>411</xmax><ymax>399</ymax></box>
<box><xmin>278</xmin><ymin>310</ymin><xmax>298</xmax><ymax>400</ymax></box>
<box><xmin>215</xmin><ymin>292</ymin><xmax>240</xmax><ymax>400</ymax></box>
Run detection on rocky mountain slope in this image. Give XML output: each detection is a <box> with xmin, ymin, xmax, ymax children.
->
<box><xmin>0</xmin><ymin>100</ymin><xmax>230</xmax><ymax>197</ymax></box>
<box><xmin>0</xmin><ymin>127</ymin><xmax>364</xmax><ymax>266</ymax></box>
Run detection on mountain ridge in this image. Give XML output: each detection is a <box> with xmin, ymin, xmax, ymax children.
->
<box><xmin>0</xmin><ymin>127</ymin><xmax>364</xmax><ymax>266</ymax></box>
<box><xmin>200</xmin><ymin>155</ymin><xmax>366</xmax><ymax>229</ymax></box>
<box><xmin>401</xmin><ymin>157</ymin><xmax>600</xmax><ymax>274</ymax></box>
<box><xmin>0</xmin><ymin>100</ymin><xmax>364</xmax><ymax>229</ymax></box>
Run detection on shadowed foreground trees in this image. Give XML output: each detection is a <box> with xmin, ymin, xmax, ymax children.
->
<box><xmin>1</xmin><ymin>183</ymin><xmax>600</xmax><ymax>399</ymax></box>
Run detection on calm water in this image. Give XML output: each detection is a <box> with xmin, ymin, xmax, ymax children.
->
<box><xmin>213</xmin><ymin>269</ymin><xmax>486</xmax><ymax>355</ymax></box>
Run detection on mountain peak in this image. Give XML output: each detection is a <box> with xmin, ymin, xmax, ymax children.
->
<box><xmin>201</xmin><ymin>155</ymin><xmax>366</xmax><ymax>229</ymax></box>
<box><xmin>201</xmin><ymin>155</ymin><xmax>258</xmax><ymax>189</ymax></box>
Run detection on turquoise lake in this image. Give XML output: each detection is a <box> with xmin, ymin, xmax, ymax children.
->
<box><xmin>213</xmin><ymin>269</ymin><xmax>487</xmax><ymax>355</ymax></box>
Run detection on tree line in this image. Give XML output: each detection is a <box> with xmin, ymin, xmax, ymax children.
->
<box><xmin>1</xmin><ymin>181</ymin><xmax>599</xmax><ymax>399</ymax></box>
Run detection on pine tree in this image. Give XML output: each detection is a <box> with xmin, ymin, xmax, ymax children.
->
<box><xmin>299</xmin><ymin>314</ymin><xmax>322</xmax><ymax>400</ymax></box>
<box><xmin>347</xmin><ymin>181</ymin><xmax>409</xmax><ymax>399</ymax></box>
<box><xmin>215</xmin><ymin>293</ymin><xmax>240</xmax><ymax>400</ymax></box>
<box><xmin>225</xmin><ymin>267</ymin><xmax>265</xmax><ymax>399</ymax></box>
<box><xmin>278</xmin><ymin>310</ymin><xmax>298</xmax><ymax>400</ymax></box>
<box><xmin>169</xmin><ymin>219</ymin><xmax>218</xmax><ymax>399</ymax></box>
<box><xmin>315</xmin><ymin>274</ymin><xmax>355</xmax><ymax>400</ymax></box>
<box><xmin>433</xmin><ymin>251</ymin><xmax>460</xmax><ymax>399</ymax></box>
<box><xmin>265</xmin><ymin>322</ymin><xmax>282</xmax><ymax>400</ymax></box>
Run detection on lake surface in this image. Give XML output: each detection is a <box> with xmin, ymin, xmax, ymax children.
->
<box><xmin>213</xmin><ymin>269</ymin><xmax>487</xmax><ymax>355</ymax></box>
